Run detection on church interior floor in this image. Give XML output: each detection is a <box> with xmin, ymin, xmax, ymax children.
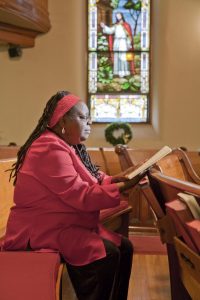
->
<box><xmin>62</xmin><ymin>253</ymin><xmax>171</xmax><ymax>299</ymax></box>
<box><xmin>128</xmin><ymin>254</ymin><xmax>171</xmax><ymax>300</ymax></box>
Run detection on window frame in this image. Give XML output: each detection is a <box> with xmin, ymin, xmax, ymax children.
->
<box><xmin>87</xmin><ymin>0</ymin><xmax>152</xmax><ymax>124</ymax></box>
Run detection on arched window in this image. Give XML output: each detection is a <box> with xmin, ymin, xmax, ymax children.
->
<box><xmin>88</xmin><ymin>0</ymin><xmax>151</xmax><ymax>123</ymax></box>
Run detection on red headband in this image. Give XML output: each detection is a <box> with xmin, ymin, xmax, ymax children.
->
<box><xmin>48</xmin><ymin>94</ymin><xmax>80</xmax><ymax>128</ymax></box>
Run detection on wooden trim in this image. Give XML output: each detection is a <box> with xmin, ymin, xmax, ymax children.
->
<box><xmin>0</xmin><ymin>27</ymin><xmax>35</xmax><ymax>47</ymax></box>
<box><xmin>115</xmin><ymin>144</ymin><xmax>134</xmax><ymax>170</ymax></box>
<box><xmin>156</xmin><ymin>215</ymin><xmax>176</xmax><ymax>244</ymax></box>
<box><xmin>0</xmin><ymin>1</ymin><xmax>51</xmax><ymax>32</ymax></box>
<box><xmin>0</xmin><ymin>0</ymin><xmax>51</xmax><ymax>47</ymax></box>
<box><xmin>99</xmin><ymin>147</ymin><xmax>110</xmax><ymax>175</ymax></box>
<box><xmin>102</xmin><ymin>206</ymin><xmax>132</xmax><ymax>224</ymax></box>
<box><xmin>139</xmin><ymin>180</ymin><xmax>164</xmax><ymax>219</ymax></box>
<box><xmin>102</xmin><ymin>206</ymin><xmax>132</xmax><ymax>237</ymax></box>
<box><xmin>175</xmin><ymin>149</ymin><xmax>200</xmax><ymax>184</ymax></box>
<box><xmin>129</xmin><ymin>225</ymin><xmax>158</xmax><ymax>234</ymax></box>
<box><xmin>150</xmin><ymin>171</ymin><xmax>200</xmax><ymax>197</ymax></box>
<box><xmin>55</xmin><ymin>263</ymin><xmax>64</xmax><ymax>300</ymax></box>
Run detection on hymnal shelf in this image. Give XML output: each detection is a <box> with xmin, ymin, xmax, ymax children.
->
<box><xmin>125</xmin><ymin>146</ymin><xmax>172</xmax><ymax>180</ymax></box>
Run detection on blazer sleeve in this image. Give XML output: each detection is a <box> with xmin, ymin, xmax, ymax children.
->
<box><xmin>98</xmin><ymin>171</ymin><xmax>112</xmax><ymax>185</ymax></box>
<box><xmin>29</xmin><ymin>142</ymin><xmax>120</xmax><ymax>212</ymax></box>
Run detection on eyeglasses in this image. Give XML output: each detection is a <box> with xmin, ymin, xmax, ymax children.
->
<box><xmin>79</xmin><ymin>115</ymin><xmax>92</xmax><ymax>123</ymax></box>
<box><xmin>70</xmin><ymin>114</ymin><xmax>92</xmax><ymax>124</ymax></box>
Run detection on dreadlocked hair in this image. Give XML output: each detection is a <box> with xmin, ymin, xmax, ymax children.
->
<box><xmin>9</xmin><ymin>91</ymin><xmax>70</xmax><ymax>185</ymax></box>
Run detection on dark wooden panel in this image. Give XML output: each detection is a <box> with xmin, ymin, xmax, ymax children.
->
<box><xmin>0</xmin><ymin>0</ymin><xmax>50</xmax><ymax>47</ymax></box>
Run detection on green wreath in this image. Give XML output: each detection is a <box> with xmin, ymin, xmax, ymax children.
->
<box><xmin>105</xmin><ymin>122</ymin><xmax>133</xmax><ymax>146</ymax></box>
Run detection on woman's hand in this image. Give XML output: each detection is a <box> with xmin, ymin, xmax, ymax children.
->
<box><xmin>112</xmin><ymin>160</ymin><xmax>148</xmax><ymax>191</ymax></box>
<box><xmin>111</xmin><ymin>176</ymin><xmax>129</xmax><ymax>184</ymax></box>
<box><xmin>111</xmin><ymin>165</ymin><xmax>141</xmax><ymax>183</ymax></box>
<box><xmin>115</xmin><ymin>172</ymin><xmax>146</xmax><ymax>193</ymax></box>
<box><xmin>113</xmin><ymin>159</ymin><xmax>148</xmax><ymax>179</ymax></box>
<box><xmin>111</xmin><ymin>166</ymin><xmax>138</xmax><ymax>183</ymax></box>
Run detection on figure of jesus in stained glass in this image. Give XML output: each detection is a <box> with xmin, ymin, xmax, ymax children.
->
<box><xmin>100</xmin><ymin>12</ymin><xmax>135</xmax><ymax>78</ymax></box>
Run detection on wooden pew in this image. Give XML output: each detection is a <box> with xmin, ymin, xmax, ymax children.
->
<box><xmin>164</xmin><ymin>192</ymin><xmax>200</xmax><ymax>300</ymax></box>
<box><xmin>87</xmin><ymin>147</ymin><xmax>122</xmax><ymax>175</ymax></box>
<box><xmin>115</xmin><ymin>146</ymin><xmax>200</xmax><ymax>300</ymax></box>
<box><xmin>149</xmin><ymin>170</ymin><xmax>200</xmax><ymax>300</ymax></box>
<box><xmin>99</xmin><ymin>147</ymin><xmax>122</xmax><ymax>176</ymax></box>
<box><xmin>115</xmin><ymin>145</ymin><xmax>200</xmax><ymax>232</ymax></box>
<box><xmin>115</xmin><ymin>145</ymin><xmax>157</xmax><ymax>232</ymax></box>
<box><xmin>174</xmin><ymin>237</ymin><xmax>200</xmax><ymax>300</ymax></box>
<box><xmin>0</xmin><ymin>146</ymin><xmax>19</xmax><ymax>159</ymax></box>
<box><xmin>155</xmin><ymin>148</ymin><xmax>200</xmax><ymax>184</ymax></box>
<box><xmin>180</xmin><ymin>150</ymin><xmax>200</xmax><ymax>177</ymax></box>
<box><xmin>147</xmin><ymin>150</ymin><xmax>200</xmax><ymax>300</ymax></box>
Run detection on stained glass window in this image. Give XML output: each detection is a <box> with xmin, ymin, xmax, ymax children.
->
<box><xmin>88</xmin><ymin>0</ymin><xmax>151</xmax><ymax>123</ymax></box>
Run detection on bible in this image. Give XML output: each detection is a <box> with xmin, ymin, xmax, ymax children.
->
<box><xmin>125</xmin><ymin>146</ymin><xmax>172</xmax><ymax>180</ymax></box>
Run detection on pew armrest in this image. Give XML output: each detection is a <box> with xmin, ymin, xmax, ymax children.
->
<box><xmin>100</xmin><ymin>200</ymin><xmax>132</xmax><ymax>237</ymax></box>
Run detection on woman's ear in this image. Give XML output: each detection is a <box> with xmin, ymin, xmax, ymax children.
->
<box><xmin>58</xmin><ymin>117</ymin><xmax>65</xmax><ymax>128</ymax></box>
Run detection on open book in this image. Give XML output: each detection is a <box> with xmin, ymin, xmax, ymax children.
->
<box><xmin>125</xmin><ymin>146</ymin><xmax>172</xmax><ymax>180</ymax></box>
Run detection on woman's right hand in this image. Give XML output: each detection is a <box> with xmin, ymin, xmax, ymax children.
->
<box><xmin>115</xmin><ymin>172</ymin><xmax>145</xmax><ymax>193</ymax></box>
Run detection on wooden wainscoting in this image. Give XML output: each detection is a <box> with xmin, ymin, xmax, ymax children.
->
<box><xmin>0</xmin><ymin>146</ymin><xmax>19</xmax><ymax>159</ymax></box>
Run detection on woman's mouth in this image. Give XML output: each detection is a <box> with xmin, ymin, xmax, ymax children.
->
<box><xmin>84</xmin><ymin>130</ymin><xmax>91</xmax><ymax>134</ymax></box>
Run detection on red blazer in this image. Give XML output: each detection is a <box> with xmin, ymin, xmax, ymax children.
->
<box><xmin>3</xmin><ymin>131</ymin><xmax>121</xmax><ymax>266</ymax></box>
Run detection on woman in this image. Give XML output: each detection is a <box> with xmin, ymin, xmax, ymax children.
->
<box><xmin>4</xmin><ymin>91</ymin><xmax>142</xmax><ymax>300</ymax></box>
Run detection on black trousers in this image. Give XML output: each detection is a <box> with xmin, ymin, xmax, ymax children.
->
<box><xmin>66</xmin><ymin>237</ymin><xmax>133</xmax><ymax>300</ymax></box>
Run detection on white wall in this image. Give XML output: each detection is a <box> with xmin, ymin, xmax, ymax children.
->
<box><xmin>0</xmin><ymin>0</ymin><xmax>200</xmax><ymax>150</ymax></box>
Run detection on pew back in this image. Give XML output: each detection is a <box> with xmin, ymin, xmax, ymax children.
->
<box><xmin>87</xmin><ymin>147</ymin><xmax>107</xmax><ymax>173</ymax></box>
<box><xmin>87</xmin><ymin>147</ymin><xmax>121</xmax><ymax>176</ymax></box>
<box><xmin>0</xmin><ymin>146</ymin><xmax>19</xmax><ymax>159</ymax></box>
<box><xmin>156</xmin><ymin>149</ymin><xmax>200</xmax><ymax>184</ymax></box>
<box><xmin>149</xmin><ymin>171</ymin><xmax>200</xmax><ymax>204</ymax></box>
<box><xmin>149</xmin><ymin>149</ymin><xmax>200</xmax><ymax>208</ymax></box>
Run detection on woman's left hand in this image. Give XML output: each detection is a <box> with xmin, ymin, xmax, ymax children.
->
<box><xmin>111</xmin><ymin>165</ymin><xmax>138</xmax><ymax>183</ymax></box>
<box><xmin>111</xmin><ymin>176</ymin><xmax>129</xmax><ymax>183</ymax></box>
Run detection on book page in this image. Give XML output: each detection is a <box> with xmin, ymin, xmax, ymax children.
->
<box><xmin>178</xmin><ymin>192</ymin><xmax>200</xmax><ymax>220</ymax></box>
<box><xmin>126</xmin><ymin>146</ymin><xmax>172</xmax><ymax>179</ymax></box>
